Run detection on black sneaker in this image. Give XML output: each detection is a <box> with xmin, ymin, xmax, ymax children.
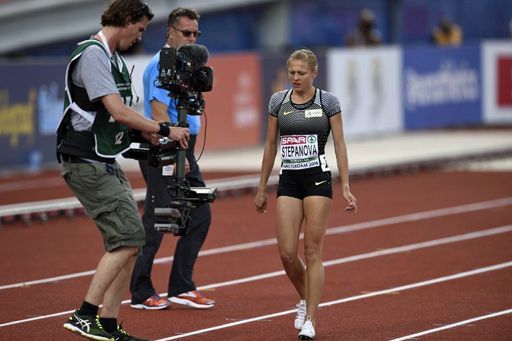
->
<box><xmin>112</xmin><ymin>324</ymin><xmax>148</xmax><ymax>341</ymax></box>
<box><xmin>63</xmin><ymin>310</ymin><xmax>113</xmax><ymax>340</ymax></box>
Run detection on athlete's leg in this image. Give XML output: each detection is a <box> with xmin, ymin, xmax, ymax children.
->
<box><xmin>302</xmin><ymin>195</ymin><xmax>331</xmax><ymax>323</ymax></box>
<box><xmin>276</xmin><ymin>196</ymin><xmax>306</xmax><ymax>298</ymax></box>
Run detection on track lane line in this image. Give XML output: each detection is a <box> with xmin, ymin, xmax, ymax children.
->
<box><xmin>154</xmin><ymin>261</ymin><xmax>512</xmax><ymax>340</ymax></box>
<box><xmin>1</xmin><ymin>225</ymin><xmax>511</xmax><ymax>328</ymax></box>
<box><xmin>389</xmin><ymin>308</ymin><xmax>512</xmax><ymax>341</ymax></box>
<box><xmin>2</xmin><ymin>197</ymin><xmax>511</xmax><ymax>291</ymax></box>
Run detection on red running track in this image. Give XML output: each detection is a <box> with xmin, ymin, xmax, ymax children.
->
<box><xmin>0</xmin><ymin>170</ymin><xmax>511</xmax><ymax>340</ymax></box>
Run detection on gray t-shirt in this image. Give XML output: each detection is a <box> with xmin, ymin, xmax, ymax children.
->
<box><xmin>70</xmin><ymin>45</ymin><xmax>120</xmax><ymax>131</ymax></box>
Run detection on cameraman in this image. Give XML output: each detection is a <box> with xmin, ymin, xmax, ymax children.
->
<box><xmin>129</xmin><ymin>7</ymin><xmax>214</xmax><ymax>310</ymax></box>
<box><xmin>57</xmin><ymin>1</ymin><xmax>189</xmax><ymax>340</ymax></box>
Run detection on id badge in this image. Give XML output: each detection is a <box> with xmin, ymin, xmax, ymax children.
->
<box><xmin>162</xmin><ymin>165</ymin><xmax>174</xmax><ymax>176</ymax></box>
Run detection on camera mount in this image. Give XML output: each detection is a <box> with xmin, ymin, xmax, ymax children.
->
<box><xmin>123</xmin><ymin>44</ymin><xmax>216</xmax><ymax>235</ymax></box>
<box><xmin>154</xmin><ymin>92</ymin><xmax>216</xmax><ymax>235</ymax></box>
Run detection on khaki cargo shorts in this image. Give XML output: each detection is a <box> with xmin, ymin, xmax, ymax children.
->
<box><xmin>61</xmin><ymin>161</ymin><xmax>145</xmax><ymax>252</ymax></box>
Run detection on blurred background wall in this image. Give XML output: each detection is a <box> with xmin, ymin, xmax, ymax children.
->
<box><xmin>0</xmin><ymin>0</ymin><xmax>511</xmax><ymax>172</ymax></box>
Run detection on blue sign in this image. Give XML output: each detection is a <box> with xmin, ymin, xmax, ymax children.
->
<box><xmin>403</xmin><ymin>45</ymin><xmax>482</xmax><ymax>129</ymax></box>
<box><xmin>0</xmin><ymin>61</ymin><xmax>66</xmax><ymax>171</ymax></box>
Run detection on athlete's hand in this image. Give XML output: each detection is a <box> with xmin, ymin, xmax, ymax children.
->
<box><xmin>343</xmin><ymin>190</ymin><xmax>357</xmax><ymax>214</ymax></box>
<box><xmin>254</xmin><ymin>191</ymin><xmax>268</xmax><ymax>213</ymax></box>
<box><xmin>168</xmin><ymin>127</ymin><xmax>190</xmax><ymax>149</ymax></box>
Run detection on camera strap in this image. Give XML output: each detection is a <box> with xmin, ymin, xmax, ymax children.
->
<box><xmin>97</xmin><ymin>30</ymin><xmax>121</xmax><ymax>69</ymax></box>
<box><xmin>69</xmin><ymin>102</ymin><xmax>95</xmax><ymax>123</ymax></box>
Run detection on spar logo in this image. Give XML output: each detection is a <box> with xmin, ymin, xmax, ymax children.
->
<box><xmin>281</xmin><ymin>134</ymin><xmax>319</xmax><ymax>163</ymax></box>
<box><xmin>281</xmin><ymin>135</ymin><xmax>307</xmax><ymax>145</ymax></box>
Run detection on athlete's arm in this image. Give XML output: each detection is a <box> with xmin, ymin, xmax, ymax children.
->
<box><xmin>330</xmin><ymin>113</ymin><xmax>357</xmax><ymax>213</ymax></box>
<box><xmin>255</xmin><ymin>115</ymin><xmax>279</xmax><ymax>213</ymax></box>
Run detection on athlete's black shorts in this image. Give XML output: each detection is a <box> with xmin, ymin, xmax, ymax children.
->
<box><xmin>277</xmin><ymin>170</ymin><xmax>332</xmax><ymax>199</ymax></box>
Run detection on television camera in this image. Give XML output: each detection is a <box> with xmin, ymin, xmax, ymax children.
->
<box><xmin>123</xmin><ymin>44</ymin><xmax>216</xmax><ymax>236</ymax></box>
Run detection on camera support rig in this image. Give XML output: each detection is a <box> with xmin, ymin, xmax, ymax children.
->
<box><xmin>153</xmin><ymin>91</ymin><xmax>216</xmax><ymax>235</ymax></box>
<box><xmin>123</xmin><ymin>44</ymin><xmax>215</xmax><ymax>235</ymax></box>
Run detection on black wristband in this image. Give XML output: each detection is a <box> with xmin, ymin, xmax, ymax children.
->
<box><xmin>158</xmin><ymin>122</ymin><xmax>170</xmax><ymax>137</ymax></box>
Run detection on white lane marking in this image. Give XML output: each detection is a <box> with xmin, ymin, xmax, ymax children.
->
<box><xmin>154</xmin><ymin>261</ymin><xmax>512</xmax><ymax>340</ymax></box>
<box><xmin>2</xmin><ymin>197</ymin><xmax>511</xmax><ymax>291</ymax></box>
<box><xmin>0</xmin><ymin>225</ymin><xmax>511</xmax><ymax>328</ymax></box>
<box><xmin>389</xmin><ymin>308</ymin><xmax>512</xmax><ymax>341</ymax></box>
<box><xmin>326</xmin><ymin>196</ymin><xmax>512</xmax><ymax>236</ymax></box>
<box><xmin>196</xmin><ymin>225</ymin><xmax>512</xmax><ymax>292</ymax></box>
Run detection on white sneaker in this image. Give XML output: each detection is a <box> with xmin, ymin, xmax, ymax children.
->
<box><xmin>298</xmin><ymin>318</ymin><xmax>315</xmax><ymax>340</ymax></box>
<box><xmin>294</xmin><ymin>299</ymin><xmax>307</xmax><ymax>330</ymax></box>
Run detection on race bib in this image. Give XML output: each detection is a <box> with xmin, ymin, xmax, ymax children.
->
<box><xmin>280</xmin><ymin>134</ymin><xmax>319</xmax><ymax>170</ymax></box>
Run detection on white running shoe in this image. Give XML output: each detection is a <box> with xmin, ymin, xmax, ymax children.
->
<box><xmin>294</xmin><ymin>299</ymin><xmax>307</xmax><ymax>330</ymax></box>
<box><xmin>298</xmin><ymin>318</ymin><xmax>315</xmax><ymax>340</ymax></box>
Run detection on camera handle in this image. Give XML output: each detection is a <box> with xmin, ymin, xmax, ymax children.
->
<box><xmin>174</xmin><ymin>94</ymin><xmax>191</xmax><ymax>197</ymax></box>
